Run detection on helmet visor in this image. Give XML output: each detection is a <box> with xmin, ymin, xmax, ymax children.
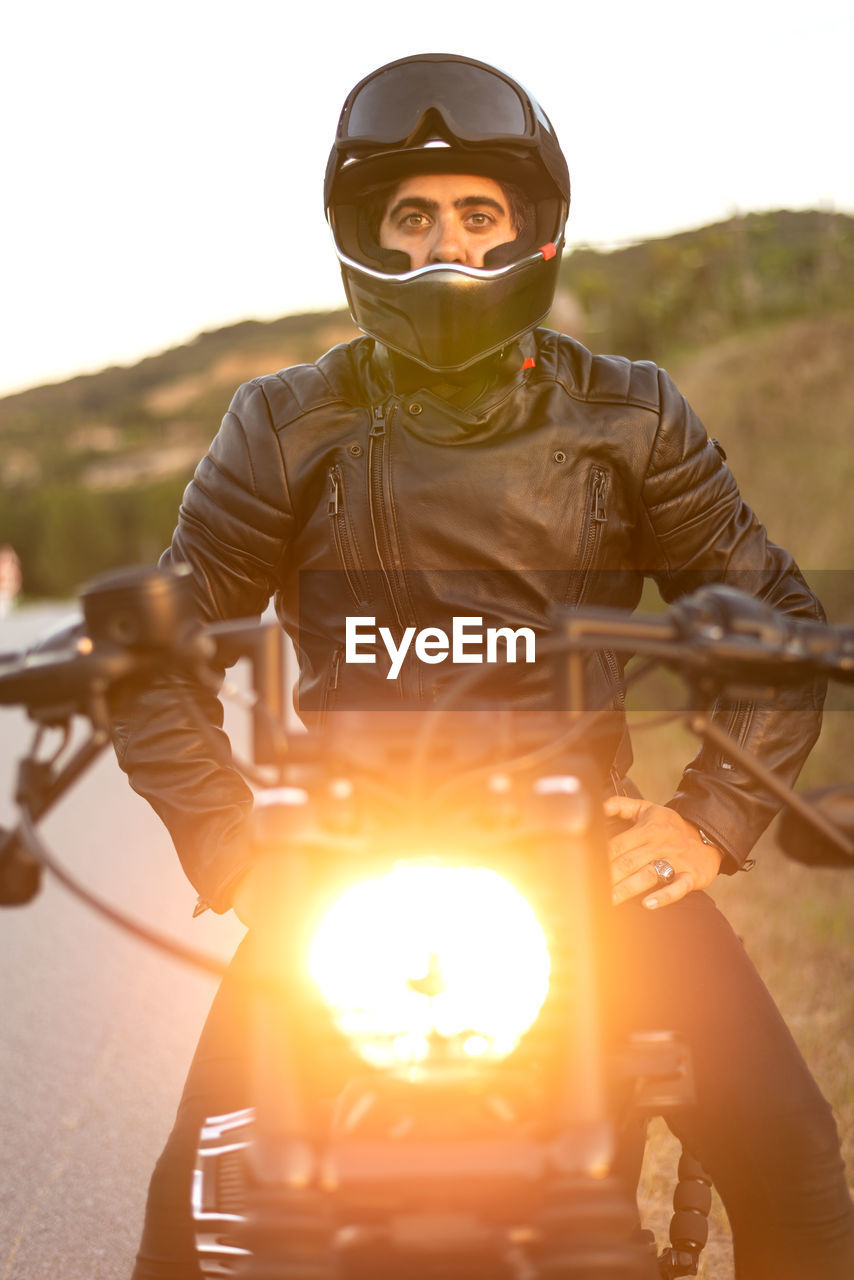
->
<box><xmin>342</xmin><ymin>60</ymin><xmax>532</xmax><ymax>148</ymax></box>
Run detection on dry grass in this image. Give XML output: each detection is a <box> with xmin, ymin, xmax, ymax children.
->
<box><xmin>666</xmin><ymin>311</ymin><xmax>854</xmax><ymax>574</ymax></box>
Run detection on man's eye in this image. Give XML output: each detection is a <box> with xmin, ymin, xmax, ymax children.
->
<box><xmin>401</xmin><ymin>212</ymin><xmax>428</xmax><ymax>229</ymax></box>
<box><xmin>466</xmin><ymin>212</ymin><xmax>494</xmax><ymax>228</ymax></box>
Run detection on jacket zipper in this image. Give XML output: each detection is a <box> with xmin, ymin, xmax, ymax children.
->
<box><xmin>564</xmin><ymin>468</ymin><xmax>622</xmax><ymax>707</ymax></box>
<box><xmin>367</xmin><ymin>404</ymin><xmax>408</xmax><ymax>631</ymax></box>
<box><xmin>319</xmin><ymin>647</ymin><xmax>343</xmax><ymax>719</ymax></box>
<box><xmin>718</xmin><ymin>701</ymin><xmax>754</xmax><ymax>770</ymax></box>
<box><xmin>599</xmin><ymin>648</ymin><xmax>626</xmax><ymax>710</ymax></box>
<box><xmin>565</xmin><ymin>466</ymin><xmax>608</xmax><ymax>609</ymax></box>
<box><xmin>610</xmin><ymin>764</ymin><xmax>627</xmax><ymax>795</ymax></box>
<box><xmin>327</xmin><ymin>465</ymin><xmax>371</xmax><ymax>606</ymax></box>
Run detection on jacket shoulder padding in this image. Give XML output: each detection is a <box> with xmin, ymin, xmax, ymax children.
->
<box><xmin>536</xmin><ymin>330</ymin><xmax>661</xmax><ymax>411</ymax></box>
<box><xmin>240</xmin><ymin>339</ymin><xmax>374</xmax><ymax>433</ymax></box>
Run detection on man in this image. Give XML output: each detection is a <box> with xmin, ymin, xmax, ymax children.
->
<box><xmin>117</xmin><ymin>53</ymin><xmax>854</xmax><ymax>1279</ymax></box>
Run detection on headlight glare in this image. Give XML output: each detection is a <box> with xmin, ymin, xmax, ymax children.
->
<box><xmin>309</xmin><ymin>862</ymin><xmax>549</xmax><ymax>1070</ymax></box>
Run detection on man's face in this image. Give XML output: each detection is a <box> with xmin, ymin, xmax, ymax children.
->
<box><xmin>378</xmin><ymin>173</ymin><xmax>516</xmax><ymax>269</ymax></box>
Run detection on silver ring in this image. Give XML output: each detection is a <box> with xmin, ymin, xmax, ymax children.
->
<box><xmin>652</xmin><ymin>858</ymin><xmax>676</xmax><ymax>886</ymax></box>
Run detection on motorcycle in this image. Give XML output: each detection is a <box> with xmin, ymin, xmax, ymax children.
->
<box><xmin>2</xmin><ymin>567</ymin><xmax>852</xmax><ymax>1280</ymax></box>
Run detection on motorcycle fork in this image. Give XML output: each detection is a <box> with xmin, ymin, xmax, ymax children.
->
<box><xmin>531</xmin><ymin>761</ymin><xmax>615</xmax><ymax>1154</ymax></box>
<box><xmin>530</xmin><ymin>765</ymin><xmax>662</xmax><ymax>1278</ymax></box>
<box><xmin>228</xmin><ymin>843</ymin><xmax>347</xmax><ymax>1277</ymax></box>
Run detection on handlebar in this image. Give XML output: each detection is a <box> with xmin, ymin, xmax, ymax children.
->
<box><xmin>2</xmin><ymin>565</ymin><xmax>852</xmax><ymax>947</ymax></box>
<box><xmin>559</xmin><ymin>585</ymin><xmax>854</xmax><ymax>684</ymax></box>
<box><xmin>2</xmin><ymin>572</ymin><xmax>851</xmax><ymax>727</ymax></box>
<box><xmin>0</xmin><ymin>566</ymin><xmax>290</xmax><ymax>765</ymax></box>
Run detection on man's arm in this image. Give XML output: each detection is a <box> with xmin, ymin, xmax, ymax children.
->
<box><xmin>112</xmin><ymin>379</ymin><xmax>295</xmax><ymax>913</ymax></box>
<box><xmin>621</xmin><ymin>367</ymin><xmax>824</xmax><ymax>881</ymax></box>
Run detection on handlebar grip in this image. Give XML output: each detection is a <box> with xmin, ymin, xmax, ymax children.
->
<box><xmin>672</xmin><ymin>585</ymin><xmax>854</xmax><ymax>675</ymax></box>
<box><xmin>0</xmin><ymin>642</ymin><xmax>153</xmax><ymax>711</ymax></box>
<box><xmin>785</xmin><ymin>616</ymin><xmax>854</xmax><ymax>668</ymax></box>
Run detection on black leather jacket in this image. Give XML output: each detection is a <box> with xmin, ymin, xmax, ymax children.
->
<box><xmin>113</xmin><ymin>329</ymin><xmax>824</xmax><ymax>911</ymax></box>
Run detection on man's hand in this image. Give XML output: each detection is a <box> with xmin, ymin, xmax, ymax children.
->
<box><xmin>604</xmin><ymin>796</ymin><xmax>722</xmax><ymax>910</ymax></box>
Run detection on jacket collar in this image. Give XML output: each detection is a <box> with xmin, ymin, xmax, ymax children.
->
<box><xmin>359</xmin><ymin>332</ymin><xmax>540</xmax><ymax>446</ymax></box>
<box><xmin>368</xmin><ymin>330</ymin><xmax>537</xmax><ymax>403</ymax></box>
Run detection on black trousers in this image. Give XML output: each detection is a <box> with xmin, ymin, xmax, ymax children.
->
<box><xmin>132</xmin><ymin>892</ymin><xmax>854</xmax><ymax>1279</ymax></box>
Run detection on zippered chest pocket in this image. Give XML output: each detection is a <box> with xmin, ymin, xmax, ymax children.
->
<box><xmin>328</xmin><ymin>464</ymin><xmax>373</xmax><ymax>607</ymax></box>
<box><xmin>564</xmin><ymin>466</ymin><xmax>609</xmax><ymax>608</ymax></box>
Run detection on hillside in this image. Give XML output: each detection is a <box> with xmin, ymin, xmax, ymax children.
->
<box><xmin>562</xmin><ymin>207</ymin><xmax>854</xmax><ymax>357</ymax></box>
<box><xmin>667</xmin><ymin>312</ymin><xmax>854</xmax><ymax>575</ymax></box>
<box><xmin>1</xmin><ymin>208</ymin><xmax>853</xmax><ymax>597</ymax></box>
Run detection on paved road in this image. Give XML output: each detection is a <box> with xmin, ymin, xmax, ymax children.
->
<box><xmin>0</xmin><ymin>606</ymin><xmax>245</xmax><ymax>1279</ymax></box>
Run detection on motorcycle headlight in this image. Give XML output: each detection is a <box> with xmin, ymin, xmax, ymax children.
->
<box><xmin>308</xmin><ymin>862</ymin><xmax>550</xmax><ymax>1071</ymax></box>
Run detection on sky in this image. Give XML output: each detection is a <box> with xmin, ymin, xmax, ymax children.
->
<box><xmin>2</xmin><ymin>0</ymin><xmax>852</xmax><ymax>397</ymax></box>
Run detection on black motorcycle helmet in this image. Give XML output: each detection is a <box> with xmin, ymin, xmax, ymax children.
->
<box><xmin>325</xmin><ymin>53</ymin><xmax>570</xmax><ymax>372</ymax></box>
